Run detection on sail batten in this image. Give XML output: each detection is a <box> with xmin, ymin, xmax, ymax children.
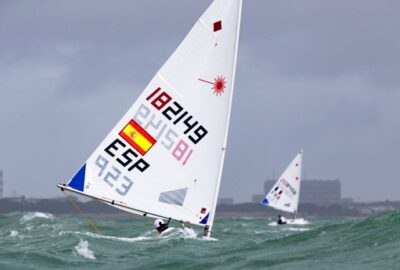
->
<box><xmin>156</xmin><ymin>72</ymin><xmax>183</xmax><ymax>99</ymax></box>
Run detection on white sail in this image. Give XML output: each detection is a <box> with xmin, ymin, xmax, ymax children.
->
<box><xmin>58</xmin><ymin>0</ymin><xmax>242</xmax><ymax>237</ymax></box>
<box><xmin>262</xmin><ymin>150</ymin><xmax>303</xmax><ymax>214</ymax></box>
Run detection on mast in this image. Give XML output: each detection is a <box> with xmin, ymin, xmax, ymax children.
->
<box><xmin>293</xmin><ymin>149</ymin><xmax>303</xmax><ymax>218</ymax></box>
<box><xmin>205</xmin><ymin>0</ymin><xmax>243</xmax><ymax>238</ymax></box>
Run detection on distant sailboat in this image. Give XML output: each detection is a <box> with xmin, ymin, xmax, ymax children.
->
<box><xmin>57</xmin><ymin>0</ymin><xmax>242</xmax><ymax>237</ymax></box>
<box><xmin>262</xmin><ymin>150</ymin><xmax>303</xmax><ymax>224</ymax></box>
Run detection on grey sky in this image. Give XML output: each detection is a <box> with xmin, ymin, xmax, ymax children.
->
<box><xmin>0</xmin><ymin>0</ymin><xmax>399</xmax><ymax>202</ymax></box>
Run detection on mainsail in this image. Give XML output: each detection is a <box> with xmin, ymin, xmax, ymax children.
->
<box><xmin>58</xmin><ymin>0</ymin><xmax>242</xmax><ymax>237</ymax></box>
<box><xmin>261</xmin><ymin>150</ymin><xmax>303</xmax><ymax>215</ymax></box>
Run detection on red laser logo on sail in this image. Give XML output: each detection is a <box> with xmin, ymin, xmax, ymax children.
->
<box><xmin>198</xmin><ymin>76</ymin><xmax>226</xmax><ymax>96</ymax></box>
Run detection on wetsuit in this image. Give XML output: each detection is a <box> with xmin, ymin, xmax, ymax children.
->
<box><xmin>156</xmin><ymin>222</ymin><xmax>169</xmax><ymax>233</ymax></box>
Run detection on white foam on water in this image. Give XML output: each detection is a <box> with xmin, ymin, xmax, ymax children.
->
<box><xmin>183</xmin><ymin>227</ymin><xmax>197</xmax><ymax>238</ymax></box>
<box><xmin>268</xmin><ymin>218</ymin><xmax>310</xmax><ymax>227</ymax></box>
<box><xmin>90</xmin><ymin>233</ymin><xmax>152</xmax><ymax>243</ymax></box>
<box><xmin>288</xmin><ymin>218</ymin><xmax>310</xmax><ymax>225</ymax></box>
<box><xmin>160</xmin><ymin>228</ymin><xmax>216</xmax><ymax>241</ymax></box>
<box><xmin>267</xmin><ymin>221</ymin><xmax>278</xmax><ymax>227</ymax></box>
<box><xmin>61</xmin><ymin>227</ymin><xmax>201</xmax><ymax>243</ymax></box>
<box><xmin>38</xmin><ymin>223</ymin><xmax>62</xmax><ymax>230</ymax></box>
<box><xmin>9</xmin><ymin>230</ymin><xmax>18</xmax><ymax>237</ymax></box>
<box><xmin>157</xmin><ymin>227</ymin><xmax>199</xmax><ymax>240</ymax></box>
<box><xmin>177</xmin><ymin>227</ymin><xmax>197</xmax><ymax>239</ymax></box>
<box><xmin>201</xmin><ymin>236</ymin><xmax>218</xmax><ymax>241</ymax></box>
<box><xmin>74</xmin><ymin>240</ymin><xmax>96</xmax><ymax>260</ymax></box>
<box><xmin>20</xmin><ymin>212</ymin><xmax>54</xmax><ymax>223</ymax></box>
<box><xmin>60</xmin><ymin>231</ymin><xmax>153</xmax><ymax>243</ymax></box>
<box><xmin>284</xmin><ymin>227</ymin><xmax>311</xmax><ymax>232</ymax></box>
<box><xmin>240</xmin><ymin>217</ymin><xmax>255</xmax><ymax>220</ymax></box>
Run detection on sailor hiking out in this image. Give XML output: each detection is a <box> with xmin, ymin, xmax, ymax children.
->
<box><xmin>154</xmin><ymin>218</ymin><xmax>171</xmax><ymax>233</ymax></box>
<box><xmin>277</xmin><ymin>215</ymin><xmax>287</xmax><ymax>225</ymax></box>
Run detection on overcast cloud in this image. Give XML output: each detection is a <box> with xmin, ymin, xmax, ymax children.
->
<box><xmin>0</xmin><ymin>0</ymin><xmax>399</xmax><ymax>202</ymax></box>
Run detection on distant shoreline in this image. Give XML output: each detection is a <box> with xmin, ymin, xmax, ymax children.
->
<box><xmin>1</xmin><ymin>197</ymin><xmax>399</xmax><ymax>217</ymax></box>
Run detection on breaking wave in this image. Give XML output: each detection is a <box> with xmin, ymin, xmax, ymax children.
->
<box><xmin>74</xmin><ymin>240</ymin><xmax>96</xmax><ymax>260</ymax></box>
<box><xmin>20</xmin><ymin>212</ymin><xmax>54</xmax><ymax>223</ymax></box>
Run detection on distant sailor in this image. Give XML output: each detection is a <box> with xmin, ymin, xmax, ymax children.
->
<box><xmin>154</xmin><ymin>218</ymin><xmax>170</xmax><ymax>233</ymax></box>
<box><xmin>277</xmin><ymin>215</ymin><xmax>287</xmax><ymax>225</ymax></box>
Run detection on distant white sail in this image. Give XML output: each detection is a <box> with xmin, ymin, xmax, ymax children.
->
<box><xmin>58</xmin><ymin>0</ymin><xmax>242</xmax><ymax>237</ymax></box>
<box><xmin>262</xmin><ymin>150</ymin><xmax>303</xmax><ymax>214</ymax></box>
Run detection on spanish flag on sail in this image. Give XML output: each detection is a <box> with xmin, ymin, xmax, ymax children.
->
<box><xmin>119</xmin><ymin>120</ymin><xmax>156</xmax><ymax>155</ymax></box>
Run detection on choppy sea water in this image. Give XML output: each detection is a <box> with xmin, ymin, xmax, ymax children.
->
<box><xmin>0</xmin><ymin>211</ymin><xmax>399</xmax><ymax>269</ymax></box>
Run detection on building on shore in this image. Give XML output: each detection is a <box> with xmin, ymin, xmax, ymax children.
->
<box><xmin>218</xmin><ymin>198</ymin><xmax>234</xmax><ymax>205</ymax></box>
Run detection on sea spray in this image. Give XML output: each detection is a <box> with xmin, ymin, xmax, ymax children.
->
<box><xmin>74</xmin><ymin>240</ymin><xmax>96</xmax><ymax>260</ymax></box>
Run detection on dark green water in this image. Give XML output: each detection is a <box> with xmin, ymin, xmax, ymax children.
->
<box><xmin>0</xmin><ymin>211</ymin><xmax>399</xmax><ymax>269</ymax></box>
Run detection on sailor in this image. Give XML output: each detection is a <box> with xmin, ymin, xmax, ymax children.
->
<box><xmin>154</xmin><ymin>218</ymin><xmax>170</xmax><ymax>233</ymax></box>
<box><xmin>277</xmin><ymin>214</ymin><xmax>287</xmax><ymax>225</ymax></box>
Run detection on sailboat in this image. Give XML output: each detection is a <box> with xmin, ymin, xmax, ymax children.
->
<box><xmin>57</xmin><ymin>0</ymin><xmax>242</xmax><ymax>238</ymax></box>
<box><xmin>261</xmin><ymin>150</ymin><xmax>303</xmax><ymax>225</ymax></box>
